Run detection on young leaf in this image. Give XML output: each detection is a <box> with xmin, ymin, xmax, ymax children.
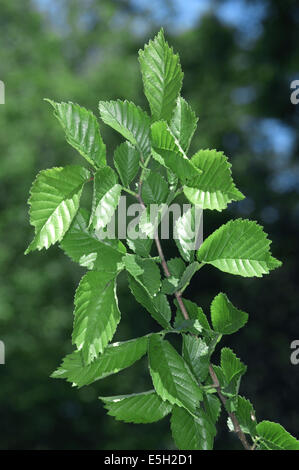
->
<box><xmin>171</xmin><ymin>406</ymin><xmax>215</xmax><ymax>450</ymax></box>
<box><xmin>203</xmin><ymin>394</ymin><xmax>222</xmax><ymax>425</ymax></box>
<box><xmin>128</xmin><ymin>275</ymin><xmax>171</xmax><ymax>329</ymax></box>
<box><xmin>234</xmin><ymin>396</ymin><xmax>257</xmax><ymax>436</ymax></box>
<box><xmin>256</xmin><ymin>421</ymin><xmax>299</xmax><ymax>450</ymax></box>
<box><xmin>141</xmin><ymin>172</ymin><xmax>168</xmax><ymax>205</ymax></box>
<box><xmin>168</xmin><ymin>258</ymin><xmax>186</xmax><ymax>278</ymax></box>
<box><xmin>220</xmin><ymin>347</ymin><xmax>247</xmax><ymax>385</ymax></box>
<box><xmin>123</xmin><ymin>253</ymin><xmax>144</xmax><ymax>277</ymax></box>
<box><xmin>184</xmin><ymin>149</ymin><xmax>244</xmax><ymax>211</ymax></box>
<box><xmin>124</xmin><ymin>255</ymin><xmax>161</xmax><ymax>296</ymax></box>
<box><xmin>25</xmin><ymin>166</ymin><xmax>89</xmax><ymax>254</ymax></box>
<box><xmin>140</xmin><ymin>259</ymin><xmax>161</xmax><ymax>295</ymax></box>
<box><xmin>170</xmin><ymin>97</ymin><xmax>198</xmax><ymax>154</ymax></box>
<box><xmin>93</xmin><ymin>185</ymin><xmax>121</xmax><ymax>231</ymax></box>
<box><xmin>123</xmin><ymin>255</ymin><xmax>161</xmax><ymax>296</ymax></box>
<box><xmin>99</xmin><ymin>100</ymin><xmax>151</xmax><ymax>157</ymax></box>
<box><xmin>90</xmin><ymin>167</ymin><xmax>121</xmax><ymax>231</ymax></box>
<box><xmin>127</xmin><ymin>236</ymin><xmax>153</xmax><ymax>258</ymax></box>
<box><xmin>100</xmin><ymin>390</ymin><xmax>172</xmax><ymax>424</ymax></box>
<box><xmin>139</xmin><ymin>29</ymin><xmax>183</xmax><ymax>122</ymax></box>
<box><xmin>151</xmin><ymin>121</ymin><xmax>201</xmax><ymax>184</ymax></box>
<box><xmin>167</xmin><ymin>168</ymin><xmax>178</xmax><ymax>188</ymax></box>
<box><xmin>46</xmin><ymin>100</ymin><xmax>106</xmax><ymax>168</ymax></box>
<box><xmin>163</xmin><ymin>262</ymin><xmax>200</xmax><ymax>295</ymax></box>
<box><xmin>113</xmin><ymin>141</ymin><xmax>140</xmax><ymax>187</ymax></box>
<box><xmin>175</xmin><ymin>261</ymin><xmax>201</xmax><ymax>293</ymax></box>
<box><xmin>161</xmin><ymin>257</ymin><xmax>186</xmax><ymax>294</ymax></box>
<box><xmin>161</xmin><ymin>277</ymin><xmax>180</xmax><ymax>295</ymax></box>
<box><xmin>60</xmin><ymin>209</ymin><xmax>125</xmax><ymax>273</ymax></box>
<box><xmin>51</xmin><ymin>336</ymin><xmax>149</xmax><ymax>388</ymax></box>
<box><xmin>92</xmin><ymin>166</ymin><xmax>119</xmax><ymax>200</ymax></box>
<box><xmin>197</xmin><ymin>218</ymin><xmax>282</xmax><ymax>277</ymax></box>
<box><xmin>148</xmin><ymin>335</ymin><xmax>203</xmax><ymax>413</ymax></box>
<box><xmin>211</xmin><ymin>293</ymin><xmax>248</xmax><ymax>335</ymax></box>
<box><xmin>174</xmin><ymin>298</ymin><xmax>212</xmax><ymax>335</ymax></box>
<box><xmin>182</xmin><ymin>334</ymin><xmax>210</xmax><ymax>382</ymax></box>
<box><xmin>72</xmin><ymin>271</ymin><xmax>120</xmax><ymax>364</ymax></box>
<box><xmin>211</xmin><ymin>365</ymin><xmax>227</xmax><ymax>389</ymax></box>
<box><xmin>175</xmin><ymin>206</ymin><xmax>202</xmax><ymax>262</ymax></box>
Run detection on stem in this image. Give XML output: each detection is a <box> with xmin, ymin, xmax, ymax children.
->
<box><xmin>122</xmin><ymin>187</ymin><xmax>139</xmax><ymax>197</ymax></box>
<box><xmin>154</xmin><ymin>234</ymin><xmax>189</xmax><ymax>321</ymax></box>
<box><xmin>209</xmin><ymin>364</ymin><xmax>251</xmax><ymax>450</ymax></box>
<box><xmin>156</xmin><ymin>231</ymin><xmax>250</xmax><ymax>449</ymax></box>
<box><xmin>135</xmin><ymin>165</ymin><xmax>252</xmax><ymax>450</ymax></box>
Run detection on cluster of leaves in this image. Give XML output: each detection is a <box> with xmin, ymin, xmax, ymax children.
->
<box><xmin>25</xmin><ymin>29</ymin><xmax>298</xmax><ymax>450</ymax></box>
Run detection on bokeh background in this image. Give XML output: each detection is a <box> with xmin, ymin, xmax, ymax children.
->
<box><xmin>1</xmin><ymin>0</ymin><xmax>299</xmax><ymax>450</ymax></box>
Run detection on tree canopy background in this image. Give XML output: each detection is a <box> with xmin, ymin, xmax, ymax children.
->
<box><xmin>0</xmin><ymin>0</ymin><xmax>298</xmax><ymax>450</ymax></box>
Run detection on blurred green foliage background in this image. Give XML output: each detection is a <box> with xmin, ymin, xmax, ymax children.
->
<box><xmin>1</xmin><ymin>0</ymin><xmax>299</xmax><ymax>450</ymax></box>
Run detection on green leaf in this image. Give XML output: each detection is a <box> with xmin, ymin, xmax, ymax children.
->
<box><xmin>161</xmin><ymin>258</ymin><xmax>186</xmax><ymax>294</ymax></box>
<box><xmin>99</xmin><ymin>99</ymin><xmax>151</xmax><ymax>157</ymax></box>
<box><xmin>220</xmin><ymin>347</ymin><xmax>246</xmax><ymax>385</ymax></box>
<box><xmin>141</xmin><ymin>172</ymin><xmax>168</xmax><ymax>205</ymax></box>
<box><xmin>127</xmin><ymin>236</ymin><xmax>153</xmax><ymax>258</ymax></box>
<box><xmin>113</xmin><ymin>142</ymin><xmax>140</xmax><ymax>187</ymax></box>
<box><xmin>170</xmin><ymin>97</ymin><xmax>197</xmax><ymax>153</ymax></box>
<box><xmin>182</xmin><ymin>334</ymin><xmax>210</xmax><ymax>382</ymax></box>
<box><xmin>234</xmin><ymin>396</ymin><xmax>257</xmax><ymax>436</ymax></box>
<box><xmin>128</xmin><ymin>275</ymin><xmax>171</xmax><ymax>329</ymax></box>
<box><xmin>72</xmin><ymin>271</ymin><xmax>120</xmax><ymax>364</ymax></box>
<box><xmin>184</xmin><ymin>149</ymin><xmax>244</xmax><ymax>211</ymax></box>
<box><xmin>211</xmin><ymin>293</ymin><xmax>248</xmax><ymax>335</ymax></box>
<box><xmin>161</xmin><ymin>277</ymin><xmax>179</xmax><ymax>295</ymax></box>
<box><xmin>175</xmin><ymin>206</ymin><xmax>202</xmax><ymax>262</ymax></box>
<box><xmin>256</xmin><ymin>421</ymin><xmax>299</xmax><ymax>450</ymax></box>
<box><xmin>176</xmin><ymin>261</ymin><xmax>201</xmax><ymax>293</ymax></box>
<box><xmin>124</xmin><ymin>254</ymin><xmax>161</xmax><ymax>296</ymax></box>
<box><xmin>60</xmin><ymin>209</ymin><xmax>125</xmax><ymax>273</ymax></box>
<box><xmin>168</xmin><ymin>258</ymin><xmax>186</xmax><ymax>278</ymax></box>
<box><xmin>139</xmin><ymin>29</ymin><xmax>183</xmax><ymax>122</ymax></box>
<box><xmin>197</xmin><ymin>219</ymin><xmax>282</xmax><ymax>277</ymax></box>
<box><xmin>25</xmin><ymin>166</ymin><xmax>89</xmax><ymax>254</ymax></box>
<box><xmin>92</xmin><ymin>166</ymin><xmax>119</xmax><ymax>202</ymax></box>
<box><xmin>123</xmin><ymin>253</ymin><xmax>144</xmax><ymax>277</ymax></box>
<box><xmin>90</xmin><ymin>167</ymin><xmax>121</xmax><ymax>231</ymax></box>
<box><xmin>174</xmin><ymin>298</ymin><xmax>212</xmax><ymax>336</ymax></box>
<box><xmin>46</xmin><ymin>100</ymin><xmax>106</xmax><ymax>168</ymax></box>
<box><xmin>203</xmin><ymin>394</ymin><xmax>222</xmax><ymax>424</ymax></box>
<box><xmin>171</xmin><ymin>406</ymin><xmax>215</xmax><ymax>450</ymax></box>
<box><xmin>139</xmin><ymin>259</ymin><xmax>161</xmax><ymax>295</ymax></box>
<box><xmin>93</xmin><ymin>184</ymin><xmax>121</xmax><ymax>231</ymax></box>
<box><xmin>151</xmin><ymin>121</ymin><xmax>201</xmax><ymax>184</ymax></box>
<box><xmin>167</xmin><ymin>168</ymin><xmax>178</xmax><ymax>188</ymax></box>
<box><xmin>51</xmin><ymin>336</ymin><xmax>149</xmax><ymax>388</ymax></box>
<box><xmin>163</xmin><ymin>262</ymin><xmax>200</xmax><ymax>295</ymax></box>
<box><xmin>148</xmin><ymin>335</ymin><xmax>203</xmax><ymax>413</ymax></box>
<box><xmin>100</xmin><ymin>390</ymin><xmax>172</xmax><ymax>424</ymax></box>
<box><xmin>211</xmin><ymin>365</ymin><xmax>227</xmax><ymax>389</ymax></box>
